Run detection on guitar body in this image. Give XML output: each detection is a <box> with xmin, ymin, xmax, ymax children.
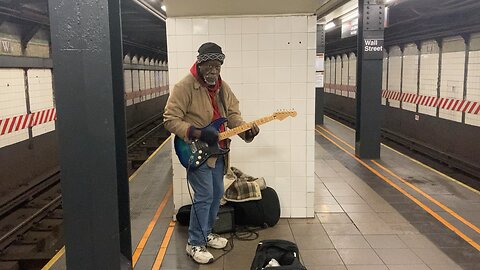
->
<box><xmin>174</xmin><ymin>118</ymin><xmax>230</xmax><ymax>171</ymax></box>
<box><xmin>173</xmin><ymin>110</ymin><xmax>297</xmax><ymax>171</ymax></box>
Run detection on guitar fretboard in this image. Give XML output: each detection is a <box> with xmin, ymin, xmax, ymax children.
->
<box><xmin>218</xmin><ymin>115</ymin><xmax>276</xmax><ymax>141</ymax></box>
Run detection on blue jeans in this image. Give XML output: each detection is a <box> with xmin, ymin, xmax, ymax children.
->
<box><xmin>187</xmin><ymin>157</ymin><xmax>224</xmax><ymax>246</ymax></box>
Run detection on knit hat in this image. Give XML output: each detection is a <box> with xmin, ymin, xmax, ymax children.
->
<box><xmin>197</xmin><ymin>42</ymin><xmax>225</xmax><ymax>64</ymax></box>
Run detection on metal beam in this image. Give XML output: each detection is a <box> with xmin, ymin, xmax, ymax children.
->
<box><xmin>355</xmin><ymin>0</ymin><xmax>385</xmax><ymax>159</ymax></box>
<box><xmin>47</xmin><ymin>0</ymin><xmax>132</xmax><ymax>269</ymax></box>
<box><xmin>21</xmin><ymin>24</ymin><xmax>41</xmax><ymax>52</ymax></box>
<box><xmin>316</xmin><ymin>24</ymin><xmax>326</xmax><ymax>125</ymax></box>
<box><xmin>0</xmin><ymin>55</ymin><xmax>52</xmax><ymax>68</ymax></box>
<box><xmin>0</xmin><ymin>4</ymin><xmax>49</xmax><ymax>26</ymax></box>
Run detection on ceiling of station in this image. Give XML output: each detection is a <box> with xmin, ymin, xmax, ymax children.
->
<box><xmin>164</xmin><ymin>0</ymin><xmax>323</xmax><ymax>17</ymax></box>
<box><xmin>121</xmin><ymin>0</ymin><xmax>167</xmax><ymax>59</ymax></box>
<box><xmin>0</xmin><ymin>0</ymin><xmax>167</xmax><ymax>60</ymax></box>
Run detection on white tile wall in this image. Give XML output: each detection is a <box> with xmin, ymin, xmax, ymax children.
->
<box><xmin>341</xmin><ymin>54</ymin><xmax>349</xmax><ymax>97</ymax></box>
<box><xmin>0</xmin><ymin>69</ymin><xmax>29</xmax><ymax>148</ymax></box>
<box><xmin>439</xmin><ymin>37</ymin><xmax>464</xmax><ymax>122</ymax></box>
<box><xmin>28</xmin><ymin>69</ymin><xmax>55</xmax><ymax>137</ymax></box>
<box><xmin>419</xmin><ymin>40</ymin><xmax>439</xmax><ymax>116</ymax></box>
<box><xmin>132</xmin><ymin>70</ymin><xmax>140</xmax><ymax>104</ymax></box>
<box><xmin>402</xmin><ymin>44</ymin><xmax>419</xmax><ymax>112</ymax></box>
<box><xmin>388</xmin><ymin>46</ymin><xmax>402</xmax><ymax>108</ymax></box>
<box><xmin>382</xmin><ymin>52</ymin><xmax>388</xmax><ymax>105</ymax></box>
<box><xmin>325</xmin><ymin>58</ymin><xmax>331</xmax><ymax>93</ymax></box>
<box><xmin>348</xmin><ymin>53</ymin><xmax>356</xmax><ymax>99</ymax></box>
<box><xmin>167</xmin><ymin>15</ymin><xmax>316</xmax><ymax>217</ymax></box>
<box><xmin>124</xmin><ymin>70</ymin><xmax>133</xmax><ymax>106</ymax></box>
<box><xmin>335</xmin><ymin>56</ymin><xmax>342</xmax><ymax>95</ymax></box>
<box><xmin>139</xmin><ymin>70</ymin><xmax>146</xmax><ymax>102</ymax></box>
<box><xmin>466</xmin><ymin>34</ymin><xmax>480</xmax><ymax>127</ymax></box>
<box><xmin>146</xmin><ymin>70</ymin><xmax>152</xmax><ymax>98</ymax></box>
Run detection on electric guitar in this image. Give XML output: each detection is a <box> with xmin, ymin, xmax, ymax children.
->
<box><xmin>174</xmin><ymin>110</ymin><xmax>297</xmax><ymax>171</ymax></box>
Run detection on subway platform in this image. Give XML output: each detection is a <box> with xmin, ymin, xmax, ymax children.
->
<box><xmin>44</xmin><ymin>118</ymin><xmax>480</xmax><ymax>270</ymax></box>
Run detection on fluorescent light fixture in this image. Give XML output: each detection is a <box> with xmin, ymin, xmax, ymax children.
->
<box><xmin>161</xmin><ymin>4</ymin><xmax>166</xmax><ymax>12</ymax></box>
<box><xmin>133</xmin><ymin>0</ymin><xmax>166</xmax><ymax>21</ymax></box>
<box><xmin>385</xmin><ymin>0</ymin><xmax>395</xmax><ymax>3</ymax></box>
<box><xmin>325</xmin><ymin>22</ymin><xmax>336</xmax><ymax>30</ymax></box>
<box><xmin>341</xmin><ymin>11</ymin><xmax>358</xmax><ymax>23</ymax></box>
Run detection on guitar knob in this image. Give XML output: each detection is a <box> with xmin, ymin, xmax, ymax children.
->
<box><xmin>198</xmin><ymin>150</ymin><xmax>203</xmax><ymax>154</ymax></box>
<box><xmin>196</xmin><ymin>161</ymin><xmax>200</xmax><ymax>165</ymax></box>
<box><xmin>197</xmin><ymin>156</ymin><xmax>202</xmax><ymax>160</ymax></box>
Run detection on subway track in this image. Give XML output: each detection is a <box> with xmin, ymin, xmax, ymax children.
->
<box><xmin>0</xmin><ymin>116</ymin><xmax>170</xmax><ymax>270</ymax></box>
<box><xmin>324</xmin><ymin>107</ymin><xmax>480</xmax><ymax>192</ymax></box>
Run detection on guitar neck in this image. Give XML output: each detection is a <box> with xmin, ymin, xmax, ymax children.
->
<box><xmin>218</xmin><ymin>115</ymin><xmax>275</xmax><ymax>140</ymax></box>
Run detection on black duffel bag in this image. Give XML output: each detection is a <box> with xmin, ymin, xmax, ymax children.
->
<box><xmin>250</xmin><ymin>239</ymin><xmax>307</xmax><ymax>270</ymax></box>
<box><xmin>176</xmin><ymin>204</ymin><xmax>235</xmax><ymax>234</ymax></box>
<box><xmin>227</xmin><ymin>186</ymin><xmax>280</xmax><ymax>227</ymax></box>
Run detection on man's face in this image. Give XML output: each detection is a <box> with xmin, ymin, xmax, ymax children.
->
<box><xmin>198</xmin><ymin>60</ymin><xmax>222</xmax><ymax>85</ymax></box>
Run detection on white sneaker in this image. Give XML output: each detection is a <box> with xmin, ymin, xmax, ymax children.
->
<box><xmin>207</xmin><ymin>233</ymin><xmax>228</xmax><ymax>249</ymax></box>
<box><xmin>186</xmin><ymin>244</ymin><xmax>214</xmax><ymax>264</ymax></box>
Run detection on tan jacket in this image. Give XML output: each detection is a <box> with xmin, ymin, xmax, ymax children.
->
<box><xmin>163</xmin><ymin>74</ymin><xmax>248</xmax><ymax>168</ymax></box>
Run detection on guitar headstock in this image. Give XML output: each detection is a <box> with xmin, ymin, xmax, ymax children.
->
<box><xmin>273</xmin><ymin>109</ymin><xmax>297</xmax><ymax>120</ymax></box>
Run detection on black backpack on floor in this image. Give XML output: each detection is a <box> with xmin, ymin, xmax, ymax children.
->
<box><xmin>250</xmin><ymin>239</ymin><xmax>307</xmax><ymax>270</ymax></box>
<box><xmin>176</xmin><ymin>204</ymin><xmax>235</xmax><ymax>234</ymax></box>
<box><xmin>228</xmin><ymin>186</ymin><xmax>280</xmax><ymax>227</ymax></box>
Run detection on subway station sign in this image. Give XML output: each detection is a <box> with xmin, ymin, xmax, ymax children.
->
<box><xmin>363</xmin><ymin>39</ymin><xmax>383</xmax><ymax>59</ymax></box>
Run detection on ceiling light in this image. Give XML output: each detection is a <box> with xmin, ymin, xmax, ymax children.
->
<box><xmin>325</xmin><ymin>22</ymin><xmax>336</xmax><ymax>31</ymax></box>
<box><xmin>133</xmin><ymin>0</ymin><xmax>166</xmax><ymax>21</ymax></box>
<box><xmin>161</xmin><ymin>4</ymin><xmax>166</xmax><ymax>12</ymax></box>
<box><xmin>341</xmin><ymin>12</ymin><xmax>358</xmax><ymax>23</ymax></box>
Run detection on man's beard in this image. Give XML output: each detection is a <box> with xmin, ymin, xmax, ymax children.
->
<box><xmin>203</xmin><ymin>74</ymin><xmax>218</xmax><ymax>85</ymax></box>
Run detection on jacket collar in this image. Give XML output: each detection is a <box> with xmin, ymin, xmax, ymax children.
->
<box><xmin>193</xmin><ymin>79</ymin><xmax>201</xmax><ymax>90</ymax></box>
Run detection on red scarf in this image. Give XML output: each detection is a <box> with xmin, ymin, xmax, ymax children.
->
<box><xmin>190</xmin><ymin>62</ymin><xmax>226</xmax><ymax>147</ymax></box>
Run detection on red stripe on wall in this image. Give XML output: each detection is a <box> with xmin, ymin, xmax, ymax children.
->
<box><xmin>457</xmin><ymin>100</ymin><xmax>465</xmax><ymax>111</ymax></box>
<box><xmin>40</xmin><ymin>110</ymin><xmax>46</xmax><ymax>124</ymax></box>
<box><xmin>7</xmin><ymin>116</ymin><xmax>16</xmax><ymax>134</ymax></box>
<box><xmin>436</xmin><ymin>98</ymin><xmax>444</xmax><ymax>108</ymax></box>
<box><xmin>22</xmin><ymin>114</ymin><xmax>30</xmax><ymax>129</ymax></box>
<box><xmin>462</xmin><ymin>101</ymin><xmax>471</xmax><ymax>112</ymax></box>
<box><xmin>49</xmin><ymin>109</ymin><xmax>55</xmax><ymax>121</ymax></box>
<box><xmin>409</xmin><ymin>93</ymin><xmax>416</xmax><ymax>103</ymax></box>
<box><xmin>1</xmin><ymin>118</ymin><xmax>10</xmax><ymax>135</ymax></box>
<box><xmin>33</xmin><ymin>112</ymin><xmax>41</xmax><ymax>126</ymax></box>
<box><xmin>28</xmin><ymin>113</ymin><xmax>35</xmax><ymax>127</ymax></box>
<box><xmin>467</xmin><ymin>102</ymin><xmax>476</xmax><ymax>113</ymax></box>
<box><xmin>15</xmin><ymin>115</ymin><xmax>23</xmax><ymax>131</ymax></box>
<box><xmin>44</xmin><ymin>109</ymin><xmax>51</xmax><ymax>123</ymax></box>
<box><xmin>451</xmin><ymin>100</ymin><xmax>460</xmax><ymax>111</ymax></box>
<box><xmin>445</xmin><ymin>99</ymin><xmax>454</xmax><ymax>110</ymax></box>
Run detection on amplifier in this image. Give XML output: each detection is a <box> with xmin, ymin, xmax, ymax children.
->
<box><xmin>212</xmin><ymin>205</ymin><xmax>235</xmax><ymax>234</ymax></box>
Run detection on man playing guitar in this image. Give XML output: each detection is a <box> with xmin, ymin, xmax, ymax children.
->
<box><xmin>163</xmin><ymin>42</ymin><xmax>259</xmax><ymax>264</ymax></box>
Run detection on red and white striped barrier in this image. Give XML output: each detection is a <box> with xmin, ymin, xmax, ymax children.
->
<box><xmin>382</xmin><ymin>90</ymin><xmax>480</xmax><ymax>115</ymax></box>
<box><xmin>0</xmin><ymin>108</ymin><xmax>57</xmax><ymax>136</ymax></box>
<box><xmin>324</xmin><ymin>84</ymin><xmax>480</xmax><ymax>115</ymax></box>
